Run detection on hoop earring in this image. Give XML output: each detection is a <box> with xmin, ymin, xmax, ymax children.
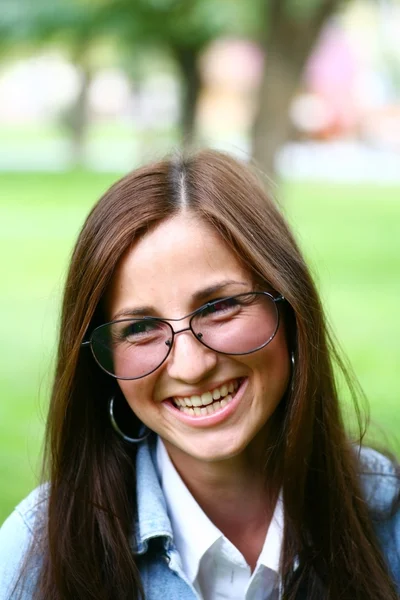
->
<box><xmin>290</xmin><ymin>351</ymin><xmax>295</xmax><ymax>392</ymax></box>
<box><xmin>109</xmin><ymin>396</ymin><xmax>151</xmax><ymax>444</ymax></box>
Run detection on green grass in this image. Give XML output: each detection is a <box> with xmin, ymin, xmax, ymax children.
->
<box><xmin>1</xmin><ymin>172</ymin><xmax>399</xmax><ymax>525</ymax></box>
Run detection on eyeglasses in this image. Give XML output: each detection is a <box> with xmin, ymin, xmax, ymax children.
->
<box><xmin>82</xmin><ymin>291</ymin><xmax>285</xmax><ymax>380</ymax></box>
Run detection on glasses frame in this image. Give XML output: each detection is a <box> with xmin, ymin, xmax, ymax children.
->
<box><xmin>81</xmin><ymin>291</ymin><xmax>286</xmax><ymax>380</ymax></box>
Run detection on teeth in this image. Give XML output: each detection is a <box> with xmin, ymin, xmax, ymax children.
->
<box><xmin>200</xmin><ymin>391</ymin><xmax>213</xmax><ymax>405</ymax></box>
<box><xmin>212</xmin><ymin>388</ymin><xmax>221</xmax><ymax>400</ymax></box>
<box><xmin>173</xmin><ymin>379</ymin><xmax>240</xmax><ymax>409</ymax></box>
<box><xmin>175</xmin><ymin>391</ymin><xmax>236</xmax><ymax>416</ymax></box>
<box><xmin>190</xmin><ymin>395</ymin><xmax>201</xmax><ymax>407</ymax></box>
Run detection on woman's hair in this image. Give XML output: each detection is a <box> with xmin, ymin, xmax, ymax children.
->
<box><xmin>25</xmin><ymin>150</ymin><xmax>398</xmax><ymax>599</ymax></box>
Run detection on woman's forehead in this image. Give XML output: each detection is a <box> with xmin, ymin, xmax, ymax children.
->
<box><xmin>106</xmin><ymin>213</ymin><xmax>252</xmax><ymax>318</ymax></box>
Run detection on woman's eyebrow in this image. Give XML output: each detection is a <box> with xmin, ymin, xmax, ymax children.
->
<box><xmin>112</xmin><ymin>306</ymin><xmax>157</xmax><ymax>320</ymax></box>
<box><xmin>191</xmin><ymin>280</ymin><xmax>249</xmax><ymax>304</ymax></box>
<box><xmin>112</xmin><ymin>280</ymin><xmax>249</xmax><ymax>320</ymax></box>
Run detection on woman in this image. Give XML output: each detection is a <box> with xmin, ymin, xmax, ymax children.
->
<box><xmin>0</xmin><ymin>149</ymin><xmax>399</xmax><ymax>600</ymax></box>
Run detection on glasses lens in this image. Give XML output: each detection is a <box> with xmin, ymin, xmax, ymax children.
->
<box><xmin>91</xmin><ymin>318</ymin><xmax>172</xmax><ymax>379</ymax></box>
<box><xmin>191</xmin><ymin>293</ymin><xmax>279</xmax><ymax>355</ymax></box>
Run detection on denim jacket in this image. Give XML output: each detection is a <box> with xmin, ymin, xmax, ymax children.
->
<box><xmin>0</xmin><ymin>440</ymin><xmax>399</xmax><ymax>599</ymax></box>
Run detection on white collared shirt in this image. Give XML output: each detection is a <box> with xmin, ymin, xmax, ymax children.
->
<box><xmin>157</xmin><ymin>438</ymin><xmax>283</xmax><ymax>600</ymax></box>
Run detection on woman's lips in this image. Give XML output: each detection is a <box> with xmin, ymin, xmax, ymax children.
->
<box><xmin>163</xmin><ymin>377</ymin><xmax>248</xmax><ymax>428</ymax></box>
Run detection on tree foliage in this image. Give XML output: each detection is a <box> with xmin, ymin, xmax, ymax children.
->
<box><xmin>0</xmin><ymin>0</ymin><xmax>258</xmax><ymax>49</ymax></box>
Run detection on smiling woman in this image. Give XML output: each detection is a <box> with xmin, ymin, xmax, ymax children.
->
<box><xmin>105</xmin><ymin>214</ymin><xmax>290</xmax><ymax>467</ymax></box>
<box><xmin>0</xmin><ymin>150</ymin><xmax>399</xmax><ymax>600</ymax></box>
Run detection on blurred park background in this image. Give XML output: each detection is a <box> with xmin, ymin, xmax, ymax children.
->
<box><xmin>1</xmin><ymin>0</ymin><xmax>400</xmax><ymax>524</ymax></box>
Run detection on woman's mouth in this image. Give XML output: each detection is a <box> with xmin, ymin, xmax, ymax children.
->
<box><xmin>171</xmin><ymin>378</ymin><xmax>243</xmax><ymax>417</ymax></box>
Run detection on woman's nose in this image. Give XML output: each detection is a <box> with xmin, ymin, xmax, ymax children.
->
<box><xmin>166</xmin><ymin>329</ymin><xmax>218</xmax><ymax>383</ymax></box>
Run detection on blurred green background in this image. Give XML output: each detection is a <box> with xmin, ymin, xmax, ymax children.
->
<box><xmin>1</xmin><ymin>0</ymin><xmax>400</xmax><ymax>524</ymax></box>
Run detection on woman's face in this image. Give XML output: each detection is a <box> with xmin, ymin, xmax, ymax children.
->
<box><xmin>107</xmin><ymin>213</ymin><xmax>290</xmax><ymax>467</ymax></box>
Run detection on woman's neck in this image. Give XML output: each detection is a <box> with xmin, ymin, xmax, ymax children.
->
<box><xmin>163</xmin><ymin>436</ymin><xmax>278</xmax><ymax>570</ymax></box>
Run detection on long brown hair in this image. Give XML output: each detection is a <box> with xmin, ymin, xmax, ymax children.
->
<box><xmin>23</xmin><ymin>150</ymin><xmax>398</xmax><ymax>599</ymax></box>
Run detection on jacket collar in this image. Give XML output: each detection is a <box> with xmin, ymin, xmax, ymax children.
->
<box><xmin>132</xmin><ymin>434</ymin><xmax>174</xmax><ymax>555</ymax></box>
<box><xmin>131</xmin><ymin>440</ymin><xmax>399</xmax><ymax>557</ymax></box>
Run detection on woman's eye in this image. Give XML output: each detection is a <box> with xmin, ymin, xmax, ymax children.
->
<box><xmin>123</xmin><ymin>320</ymin><xmax>157</xmax><ymax>338</ymax></box>
<box><xmin>214</xmin><ymin>299</ymin><xmax>236</xmax><ymax>311</ymax></box>
<box><xmin>202</xmin><ymin>298</ymin><xmax>238</xmax><ymax>316</ymax></box>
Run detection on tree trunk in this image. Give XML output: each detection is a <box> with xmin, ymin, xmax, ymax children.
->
<box><xmin>173</xmin><ymin>45</ymin><xmax>202</xmax><ymax>148</ymax></box>
<box><xmin>252</xmin><ymin>0</ymin><xmax>342</xmax><ymax>178</ymax></box>
<box><xmin>252</xmin><ymin>43</ymin><xmax>301</xmax><ymax>178</ymax></box>
<box><xmin>64</xmin><ymin>39</ymin><xmax>92</xmax><ymax>167</ymax></box>
<box><xmin>69</xmin><ymin>66</ymin><xmax>91</xmax><ymax>167</ymax></box>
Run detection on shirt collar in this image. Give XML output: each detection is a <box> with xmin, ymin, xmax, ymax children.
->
<box><xmin>257</xmin><ymin>491</ymin><xmax>283</xmax><ymax>573</ymax></box>
<box><xmin>157</xmin><ymin>437</ymin><xmax>221</xmax><ymax>582</ymax></box>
